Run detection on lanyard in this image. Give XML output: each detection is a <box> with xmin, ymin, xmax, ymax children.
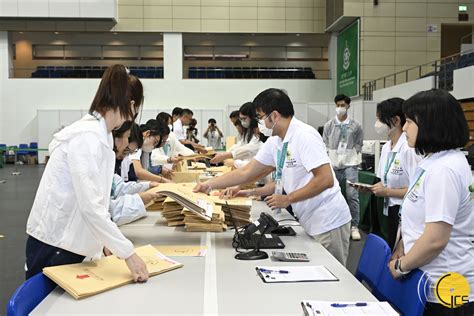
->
<box><xmin>163</xmin><ymin>143</ymin><xmax>170</xmax><ymax>155</ymax></box>
<box><xmin>383</xmin><ymin>152</ymin><xmax>397</xmax><ymax>186</ymax></box>
<box><xmin>275</xmin><ymin>142</ymin><xmax>288</xmax><ymax>181</ymax></box>
<box><xmin>338</xmin><ymin>120</ymin><xmax>350</xmax><ymax>142</ymax></box>
<box><xmin>405</xmin><ymin>167</ymin><xmax>426</xmax><ymax>198</ymax></box>
<box><xmin>111</xmin><ymin>178</ymin><xmax>116</xmax><ymax>197</ymax></box>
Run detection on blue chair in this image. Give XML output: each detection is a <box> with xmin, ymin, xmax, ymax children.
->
<box><xmin>7</xmin><ymin>272</ymin><xmax>57</xmax><ymax>316</ymax></box>
<box><xmin>373</xmin><ymin>266</ymin><xmax>429</xmax><ymax>316</ymax></box>
<box><xmin>355</xmin><ymin>233</ymin><xmax>391</xmax><ymax>289</ymax></box>
<box><xmin>29</xmin><ymin>142</ymin><xmax>38</xmax><ymax>157</ymax></box>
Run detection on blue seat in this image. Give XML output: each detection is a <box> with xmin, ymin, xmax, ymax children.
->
<box><xmin>373</xmin><ymin>266</ymin><xmax>429</xmax><ymax>316</ymax></box>
<box><xmin>197</xmin><ymin>67</ymin><xmax>206</xmax><ymax>78</ymax></box>
<box><xmin>188</xmin><ymin>67</ymin><xmax>197</xmax><ymax>78</ymax></box>
<box><xmin>207</xmin><ymin>67</ymin><xmax>216</xmax><ymax>79</ymax></box>
<box><xmin>17</xmin><ymin>144</ymin><xmax>29</xmax><ymax>157</ymax></box>
<box><xmin>7</xmin><ymin>272</ymin><xmax>57</xmax><ymax>316</ymax></box>
<box><xmin>355</xmin><ymin>233</ymin><xmax>391</xmax><ymax>289</ymax></box>
<box><xmin>29</xmin><ymin>142</ymin><xmax>38</xmax><ymax>156</ymax></box>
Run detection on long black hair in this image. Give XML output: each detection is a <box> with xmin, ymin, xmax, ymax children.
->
<box><xmin>239</xmin><ymin>102</ymin><xmax>267</xmax><ymax>143</ymax></box>
<box><xmin>131</xmin><ymin>119</ymin><xmax>170</xmax><ymax>149</ymax></box>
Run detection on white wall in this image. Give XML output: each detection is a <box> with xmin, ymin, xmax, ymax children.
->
<box><xmin>0</xmin><ymin>0</ymin><xmax>116</xmax><ymax>19</ymax></box>
<box><xmin>372</xmin><ymin>76</ymin><xmax>435</xmax><ymax>102</ymax></box>
<box><xmin>452</xmin><ymin>66</ymin><xmax>474</xmax><ymax>100</ymax></box>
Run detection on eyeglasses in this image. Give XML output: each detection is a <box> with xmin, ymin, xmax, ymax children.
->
<box><xmin>257</xmin><ymin>113</ymin><xmax>271</xmax><ymax>121</ymax></box>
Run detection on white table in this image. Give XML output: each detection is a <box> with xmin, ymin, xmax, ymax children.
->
<box><xmin>32</xmin><ymin>202</ymin><xmax>377</xmax><ymax>315</ymax></box>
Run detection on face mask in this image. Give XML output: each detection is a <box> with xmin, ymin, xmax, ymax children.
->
<box><xmin>336</xmin><ymin>107</ymin><xmax>347</xmax><ymax>116</ymax></box>
<box><xmin>374</xmin><ymin>120</ymin><xmax>389</xmax><ymax>136</ymax></box>
<box><xmin>241</xmin><ymin>119</ymin><xmax>250</xmax><ymax>129</ymax></box>
<box><xmin>168</xmin><ymin>124</ymin><xmax>173</xmax><ymax>131</ymax></box>
<box><xmin>142</xmin><ymin>137</ymin><xmax>155</xmax><ymax>153</ymax></box>
<box><xmin>260</xmin><ymin>116</ymin><xmax>277</xmax><ymax>137</ymax></box>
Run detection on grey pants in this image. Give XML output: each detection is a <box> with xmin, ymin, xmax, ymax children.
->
<box><xmin>312</xmin><ymin>222</ymin><xmax>351</xmax><ymax>266</ymax></box>
<box><xmin>334</xmin><ymin>166</ymin><xmax>360</xmax><ymax>227</ymax></box>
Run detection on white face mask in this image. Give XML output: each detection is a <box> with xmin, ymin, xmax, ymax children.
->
<box><xmin>142</xmin><ymin>137</ymin><xmax>155</xmax><ymax>153</ymax></box>
<box><xmin>241</xmin><ymin>119</ymin><xmax>250</xmax><ymax>129</ymax></box>
<box><xmin>259</xmin><ymin>116</ymin><xmax>277</xmax><ymax>137</ymax></box>
<box><xmin>336</xmin><ymin>107</ymin><xmax>347</xmax><ymax>116</ymax></box>
<box><xmin>374</xmin><ymin>120</ymin><xmax>389</xmax><ymax>136</ymax></box>
<box><xmin>168</xmin><ymin>124</ymin><xmax>173</xmax><ymax>131</ymax></box>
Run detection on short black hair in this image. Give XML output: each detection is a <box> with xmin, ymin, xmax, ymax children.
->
<box><xmin>135</xmin><ymin>119</ymin><xmax>170</xmax><ymax>149</ymax></box>
<box><xmin>334</xmin><ymin>94</ymin><xmax>351</xmax><ymax>105</ymax></box>
<box><xmin>253</xmin><ymin>88</ymin><xmax>295</xmax><ymax>118</ymax></box>
<box><xmin>403</xmin><ymin>89</ymin><xmax>469</xmax><ymax>155</ymax></box>
<box><xmin>156</xmin><ymin>112</ymin><xmax>172</xmax><ymax>124</ymax></box>
<box><xmin>377</xmin><ymin>97</ymin><xmax>406</xmax><ymax>129</ymax></box>
<box><xmin>172</xmin><ymin>107</ymin><xmax>183</xmax><ymax>117</ymax></box>
<box><xmin>129</xmin><ymin>123</ymin><xmax>142</xmax><ymax>147</ymax></box>
<box><xmin>189</xmin><ymin>118</ymin><xmax>197</xmax><ymax>127</ymax></box>
<box><xmin>182</xmin><ymin>108</ymin><xmax>193</xmax><ymax>116</ymax></box>
<box><xmin>208</xmin><ymin>118</ymin><xmax>216</xmax><ymax>124</ymax></box>
<box><xmin>229</xmin><ymin>110</ymin><xmax>240</xmax><ymax>120</ymax></box>
<box><xmin>112</xmin><ymin>120</ymin><xmax>133</xmax><ymax>138</ymax></box>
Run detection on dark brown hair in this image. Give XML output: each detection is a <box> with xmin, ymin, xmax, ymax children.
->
<box><xmin>89</xmin><ymin>64</ymin><xmax>143</xmax><ymax>120</ymax></box>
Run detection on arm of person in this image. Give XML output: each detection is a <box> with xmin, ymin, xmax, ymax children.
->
<box><xmin>113</xmin><ymin>174</ymin><xmax>150</xmax><ymax>196</ymax></box>
<box><xmin>265</xmin><ymin>164</ymin><xmax>334</xmax><ymax>209</ymax></box>
<box><xmin>389</xmin><ymin>222</ymin><xmax>452</xmax><ymax>279</ymax></box>
<box><xmin>109</xmin><ymin>194</ymin><xmax>147</xmax><ymax>226</ymax></box>
<box><xmin>150</xmin><ymin>148</ymin><xmax>170</xmax><ymax>166</ymax></box>
<box><xmin>132</xmin><ymin>159</ymin><xmax>168</xmax><ymax>183</ymax></box>
<box><xmin>370</xmin><ymin>182</ymin><xmax>408</xmax><ymax>198</ymax></box>
<box><xmin>194</xmin><ymin>159</ymin><xmax>274</xmax><ymax>193</ymax></box>
<box><xmin>210</xmin><ymin>151</ymin><xmax>233</xmax><ymax>164</ymax></box>
<box><xmin>354</xmin><ymin>124</ymin><xmax>364</xmax><ymax>153</ymax></box>
<box><xmin>230</xmin><ymin>135</ymin><xmax>261</xmax><ymax>160</ymax></box>
<box><xmin>217</xmin><ymin>128</ymin><xmax>224</xmax><ymax>137</ymax></box>
<box><xmin>322</xmin><ymin>122</ymin><xmax>330</xmax><ymax>147</ymax></box>
<box><xmin>203</xmin><ymin>128</ymin><xmax>209</xmax><ymax>138</ymax></box>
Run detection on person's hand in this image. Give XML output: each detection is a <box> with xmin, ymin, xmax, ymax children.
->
<box><xmin>348</xmin><ymin>182</ymin><xmax>372</xmax><ymax>194</ymax></box>
<box><xmin>161</xmin><ymin>167</ymin><xmax>174</xmax><ymax>179</ymax></box>
<box><xmin>390</xmin><ymin>240</ymin><xmax>405</xmax><ymax>261</ymax></box>
<box><xmin>125</xmin><ymin>253</ymin><xmax>149</xmax><ymax>282</ymax></box>
<box><xmin>197</xmin><ymin>147</ymin><xmax>208</xmax><ymax>154</ymax></box>
<box><xmin>170</xmin><ymin>156</ymin><xmax>183</xmax><ymax>164</ymax></box>
<box><xmin>103</xmin><ymin>247</ymin><xmax>113</xmax><ymax>256</ymax></box>
<box><xmin>193</xmin><ymin>181</ymin><xmax>211</xmax><ymax>194</ymax></box>
<box><xmin>210</xmin><ymin>153</ymin><xmax>227</xmax><ymax>164</ymax></box>
<box><xmin>149</xmin><ymin>181</ymin><xmax>160</xmax><ymax>188</ymax></box>
<box><xmin>219</xmin><ymin>186</ymin><xmax>245</xmax><ymax>199</ymax></box>
<box><xmin>388</xmin><ymin>259</ymin><xmax>402</xmax><ymax>279</ymax></box>
<box><xmin>371</xmin><ymin>182</ymin><xmax>388</xmax><ymax>197</ymax></box>
<box><xmin>223</xmin><ymin>159</ymin><xmax>235</xmax><ymax>168</ymax></box>
<box><xmin>139</xmin><ymin>191</ymin><xmax>161</xmax><ymax>205</ymax></box>
<box><xmin>264</xmin><ymin>194</ymin><xmax>291</xmax><ymax>209</ymax></box>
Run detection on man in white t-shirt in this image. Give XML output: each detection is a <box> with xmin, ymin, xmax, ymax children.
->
<box><xmin>194</xmin><ymin>88</ymin><xmax>352</xmax><ymax>265</ymax></box>
<box><xmin>173</xmin><ymin>108</ymin><xmax>206</xmax><ymax>153</ymax></box>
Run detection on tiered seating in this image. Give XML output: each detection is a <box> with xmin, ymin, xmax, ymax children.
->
<box><xmin>31</xmin><ymin>66</ymin><xmax>164</xmax><ymax>79</ymax></box>
<box><xmin>188</xmin><ymin>66</ymin><xmax>316</xmax><ymax>79</ymax></box>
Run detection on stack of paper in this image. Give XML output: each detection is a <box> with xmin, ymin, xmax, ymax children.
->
<box><xmin>161</xmin><ymin>197</ymin><xmax>185</xmax><ymax>226</ymax></box>
<box><xmin>146</xmin><ymin>195</ymin><xmax>166</xmax><ymax>211</ymax></box>
<box><xmin>171</xmin><ymin>171</ymin><xmax>203</xmax><ymax>183</ymax></box>
<box><xmin>210</xmin><ymin>196</ymin><xmax>252</xmax><ymax>227</ymax></box>
<box><xmin>43</xmin><ymin>245</ymin><xmax>183</xmax><ymax>300</ymax></box>
<box><xmin>183</xmin><ymin>205</ymin><xmax>227</xmax><ymax>232</ymax></box>
<box><xmin>301</xmin><ymin>300</ymin><xmax>399</xmax><ymax>316</ymax></box>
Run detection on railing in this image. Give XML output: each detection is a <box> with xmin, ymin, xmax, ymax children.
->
<box><xmin>363</xmin><ymin>48</ymin><xmax>474</xmax><ymax>100</ymax></box>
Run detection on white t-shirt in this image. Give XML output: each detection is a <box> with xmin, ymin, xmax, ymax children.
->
<box><xmin>376</xmin><ymin>133</ymin><xmax>421</xmax><ymax>207</ymax></box>
<box><xmin>173</xmin><ymin>119</ymin><xmax>186</xmax><ymax>141</ymax></box>
<box><xmin>255</xmin><ymin>118</ymin><xmax>351</xmax><ymax>236</ymax></box>
<box><xmin>401</xmin><ymin>150</ymin><xmax>474</xmax><ymax>302</ymax></box>
<box><xmin>129</xmin><ymin>148</ymin><xmax>151</xmax><ymax>171</ymax></box>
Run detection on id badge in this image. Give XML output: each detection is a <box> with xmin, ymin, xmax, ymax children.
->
<box><xmin>337</xmin><ymin>141</ymin><xmax>348</xmax><ymax>155</ymax></box>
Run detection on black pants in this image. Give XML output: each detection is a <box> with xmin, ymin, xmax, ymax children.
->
<box><xmin>424</xmin><ymin>301</ymin><xmax>474</xmax><ymax>316</ymax></box>
<box><xmin>25</xmin><ymin>236</ymin><xmax>85</xmax><ymax>280</ymax></box>
<box><xmin>387</xmin><ymin>205</ymin><xmax>400</xmax><ymax>250</ymax></box>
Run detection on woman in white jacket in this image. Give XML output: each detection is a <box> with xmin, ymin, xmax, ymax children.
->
<box><xmin>211</xmin><ymin>102</ymin><xmax>265</xmax><ymax>167</ymax></box>
<box><xmin>26</xmin><ymin>65</ymin><xmax>149</xmax><ymax>282</ymax></box>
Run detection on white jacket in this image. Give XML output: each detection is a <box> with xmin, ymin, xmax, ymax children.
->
<box><xmin>27</xmin><ymin>113</ymin><xmax>134</xmax><ymax>260</ymax></box>
<box><xmin>150</xmin><ymin>132</ymin><xmax>194</xmax><ymax>166</ymax></box>
<box><xmin>109</xmin><ymin>174</ymin><xmax>149</xmax><ymax>226</ymax></box>
<box><xmin>228</xmin><ymin>133</ymin><xmax>262</xmax><ymax>161</ymax></box>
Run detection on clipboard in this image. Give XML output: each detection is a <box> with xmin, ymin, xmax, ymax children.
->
<box><xmin>255</xmin><ymin>265</ymin><xmax>339</xmax><ymax>283</ymax></box>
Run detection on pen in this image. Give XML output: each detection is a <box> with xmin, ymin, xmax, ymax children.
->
<box><xmin>331</xmin><ymin>302</ymin><xmax>368</xmax><ymax>307</ymax></box>
<box><xmin>305</xmin><ymin>302</ymin><xmax>321</xmax><ymax>315</ymax></box>
<box><xmin>259</xmin><ymin>268</ymin><xmax>289</xmax><ymax>274</ymax></box>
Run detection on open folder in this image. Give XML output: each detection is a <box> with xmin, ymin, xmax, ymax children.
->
<box><xmin>256</xmin><ymin>265</ymin><xmax>338</xmax><ymax>283</ymax></box>
<box><xmin>43</xmin><ymin>245</ymin><xmax>183</xmax><ymax>300</ymax></box>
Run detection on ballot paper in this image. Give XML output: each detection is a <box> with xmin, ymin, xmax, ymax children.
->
<box><xmin>154</xmin><ymin>245</ymin><xmax>208</xmax><ymax>257</ymax></box>
<box><xmin>301</xmin><ymin>300</ymin><xmax>399</xmax><ymax>316</ymax></box>
<box><xmin>43</xmin><ymin>245</ymin><xmax>183</xmax><ymax>300</ymax></box>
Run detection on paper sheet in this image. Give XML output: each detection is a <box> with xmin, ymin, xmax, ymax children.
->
<box><xmin>154</xmin><ymin>245</ymin><xmax>208</xmax><ymax>257</ymax></box>
<box><xmin>301</xmin><ymin>300</ymin><xmax>399</xmax><ymax>316</ymax></box>
<box><xmin>256</xmin><ymin>265</ymin><xmax>338</xmax><ymax>283</ymax></box>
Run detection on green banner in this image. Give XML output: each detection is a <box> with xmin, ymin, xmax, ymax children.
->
<box><xmin>337</xmin><ymin>20</ymin><xmax>360</xmax><ymax>97</ymax></box>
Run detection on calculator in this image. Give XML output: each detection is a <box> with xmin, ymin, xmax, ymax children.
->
<box><xmin>271</xmin><ymin>251</ymin><xmax>310</xmax><ymax>262</ymax></box>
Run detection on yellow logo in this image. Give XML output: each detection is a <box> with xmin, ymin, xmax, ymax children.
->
<box><xmin>434</xmin><ymin>272</ymin><xmax>470</xmax><ymax>308</ymax></box>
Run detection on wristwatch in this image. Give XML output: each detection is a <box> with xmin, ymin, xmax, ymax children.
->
<box><xmin>394</xmin><ymin>258</ymin><xmax>410</xmax><ymax>276</ymax></box>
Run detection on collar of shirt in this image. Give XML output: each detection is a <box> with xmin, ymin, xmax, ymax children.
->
<box><xmin>417</xmin><ymin>150</ymin><xmax>455</xmax><ymax>171</ymax></box>
<box><xmin>389</xmin><ymin>132</ymin><xmax>408</xmax><ymax>153</ymax></box>
<box><xmin>335</xmin><ymin>115</ymin><xmax>351</xmax><ymax>125</ymax></box>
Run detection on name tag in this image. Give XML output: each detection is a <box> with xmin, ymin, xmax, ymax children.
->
<box><xmin>337</xmin><ymin>141</ymin><xmax>348</xmax><ymax>155</ymax></box>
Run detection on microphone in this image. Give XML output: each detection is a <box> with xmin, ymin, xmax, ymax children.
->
<box><xmin>242</xmin><ymin>213</ymin><xmax>279</xmax><ymax>239</ymax></box>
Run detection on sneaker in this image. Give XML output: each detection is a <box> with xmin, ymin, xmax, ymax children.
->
<box><xmin>351</xmin><ymin>226</ymin><xmax>361</xmax><ymax>241</ymax></box>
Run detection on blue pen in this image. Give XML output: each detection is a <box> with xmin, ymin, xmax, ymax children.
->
<box><xmin>331</xmin><ymin>302</ymin><xmax>368</xmax><ymax>308</ymax></box>
<box><xmin>259</xmin><ymin>268</ymin><xmax>289</xmax><ymax>274</ymax></box>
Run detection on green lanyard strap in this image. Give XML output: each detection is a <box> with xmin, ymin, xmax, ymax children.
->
<box><xmin>275</xmin><ymin>142</ymin><xmax>288</xmax><ymax>181</ymax></box>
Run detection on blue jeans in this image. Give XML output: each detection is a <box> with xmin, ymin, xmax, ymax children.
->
<box><xmin>334</xmin><ymin>166</ymin><xmax>360</xmax><ymax>227</ymax></box>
